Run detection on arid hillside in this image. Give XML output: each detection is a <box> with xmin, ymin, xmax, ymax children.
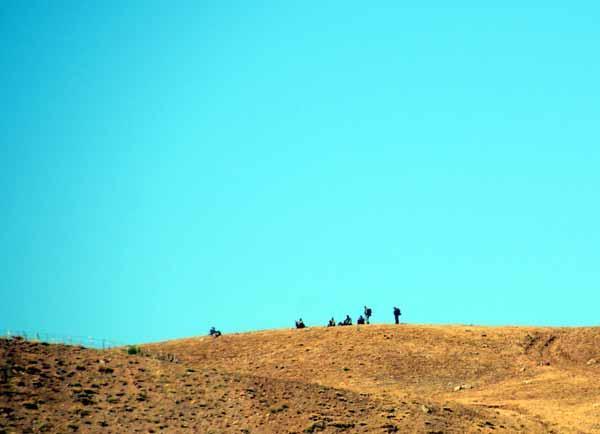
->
<box><xmin>2</xmin><ymin>324</ymin><xmax>600</xmax><ymax>433</ymax></box>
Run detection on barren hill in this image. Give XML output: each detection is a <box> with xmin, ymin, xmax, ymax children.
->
<box><xmin>3</xmin><ymin>325</ymin><xmax>600</xmax><ymax>433</ymax></box>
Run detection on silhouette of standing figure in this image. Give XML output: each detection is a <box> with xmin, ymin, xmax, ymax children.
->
<box><xmin>364</xmin><ymin>306</ymin><xmax>372</xmax><ymax>324</ymax></box>
<box><xmin>393</xmin><ymin>307</ymin><xmax>401</xmax><ymax>324</ymax></box>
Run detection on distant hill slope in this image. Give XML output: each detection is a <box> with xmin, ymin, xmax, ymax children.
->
<box><xmin>2</xmin><ymin>325</ymin><xmax>600</xmax><ymax>433</ymax></box>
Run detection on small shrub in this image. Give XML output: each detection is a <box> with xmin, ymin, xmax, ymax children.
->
<box><xmin>127</xmin><ymin>345</ymin><xmax>140</xmax><ymax>355</ymax></box>
<box><xmin>269</xmin><ymin>403</ymin><xmax>289</xmax><ymax>413</ymax></box>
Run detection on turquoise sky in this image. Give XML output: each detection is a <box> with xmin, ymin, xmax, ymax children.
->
<box><xmin>2</xmin><ymin>2</ymin><xmax>600</xmax><ymax>343</ymax></box>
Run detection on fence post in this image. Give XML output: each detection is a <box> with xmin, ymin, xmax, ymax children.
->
<box><xmin>2</xmin><ymin>330</ymin><xmax>125</xmax><ymax>351</ymax></box>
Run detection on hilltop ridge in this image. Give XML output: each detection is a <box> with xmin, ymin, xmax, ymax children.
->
<box><xmin>2</xmin><ymin>324</ymin><xmax>600</xmax><ymax>433</ymax></box>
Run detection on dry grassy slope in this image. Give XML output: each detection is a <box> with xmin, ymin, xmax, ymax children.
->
<box><xmin>1</xmin><ymin>335</ymin><xmax>542</xmax><ymax>434</ymax></box>
<box><xmin>148</xmin><ymin>324</ymin><xmax>600</xmax><ymax>433</ymax></box>
<box><xmin>2</xmin><ymin>325</ymin><xmax>600</xmax><ymax>433</ymax></box>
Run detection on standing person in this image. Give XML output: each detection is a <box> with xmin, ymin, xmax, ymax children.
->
<box><xmin>364</xmin><ymin>306</ymin><xmax>372</xmax><ymax>324</ymax></box>
<box><xmin>393</xmin><ymin>307</ymin><xmax>401</xmax><ymax>324</ymax></box>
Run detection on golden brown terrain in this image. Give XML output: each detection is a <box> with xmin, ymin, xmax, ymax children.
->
<box><xmin>2</xmin><ymin>324</ymin><xmax>600</xmax><ymax>433</ymax></box>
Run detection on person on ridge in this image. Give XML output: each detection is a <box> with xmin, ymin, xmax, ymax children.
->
<box><xmin>295</xmin><ymin>318</ymin><xmax>306</xmax><ymax>329</ymax></box>
<box><xmin>343</xmin><ymin>314</ymin><xmax>352</xmax><ymax>326</ymax></box>
<box><xmin>357</xmin><ymin>315</ymin><xmax>365</xmax><ymax>325</ymax></box>
<box><xmin>393</xmin><ymin>306</ymin><xmax>401</xmax><ymax>325</ymax></box>
<box><xmin>209</xmin><ymin>327</ymin><xmax>222</xmax><ymax>337</ymax></box>
<box><xmin>364</xmin><ymin>305</ymin><xmax>372</xmax><ymax>324</ymax></box>
<box><xmin>327</xmin><ymin>317</ymin><xmax>336</xmax><ymax>327</ymax></box>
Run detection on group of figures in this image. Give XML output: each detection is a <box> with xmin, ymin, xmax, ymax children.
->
<box><xmin>209</xmin><ymin>305</ymin><xmax>403</xmax><ymax>337</ymax></box>
<box><xmin>296</xmin><ymin>305</ymin><xmax>402</xmax><ymax>329</ymax></box>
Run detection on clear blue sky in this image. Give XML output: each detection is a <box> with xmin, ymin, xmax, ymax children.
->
<box><xmin>2</xmin><ymin>2</ymin><xmax>600</xmax><ymax>343</ymax></box>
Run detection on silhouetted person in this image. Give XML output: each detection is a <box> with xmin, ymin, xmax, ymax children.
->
<box><xmin>357</xmin><ymin>315</ymin><xmax>365</xmax><ymax>325</ymax></box>
<box><xmin>393</xmin><ymin>307</ymin><xmax>401</xmax><ymax>324</ymax></box>
<box><xmin>295</xmin><ymin>318</ymin><xmax>306</xmax><ymax>329</ymax></box>
<box><xmin>209</xmin><ymin>327</ymin><xmax>222</xmax><ymax>337</ymax></box>
<box><xmin>327</xmin><ymin>317</ymin><xmax>336</xmax><ymax>327</ymax></box>
<box><xmin>364</xmin><ymin>306</ymin><xmax>372</xmax><ymax>324</ymax></box>
<box><xmin>343</xmin><ymin>315</ymin><xmax>352</xmax><ymax>326</ymax></box>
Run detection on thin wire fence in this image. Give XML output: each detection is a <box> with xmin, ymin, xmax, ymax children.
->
<box><xmin>2</xmin><ymin>329</ymin><xmax>181</xmax><ymax>363</ymax></box>
<box><xmin>2</xmin><ymin>329</ymin><xmax>127</xmax><ymax>349</ymax></box>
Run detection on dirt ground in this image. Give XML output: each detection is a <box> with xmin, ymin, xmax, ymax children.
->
<box><xmin>2</xmin><ymin>324</ymin><xmax>600</xmax><ymax>433</ymax></box>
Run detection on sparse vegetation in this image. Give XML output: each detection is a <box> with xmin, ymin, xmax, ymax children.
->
<box><xmin>3</xmin><ymin>325</ymin><xmax>600</xmax><ymax>433</ymax></box>
<box><xmin>127</xmin><ymin>345</ymin><xmax>140</xmax><ymax>355</ymax></box>
<box><xmin>269</xmin><ymin>403</ymin><xmax>289</xmax><ymax>413</ymax></box>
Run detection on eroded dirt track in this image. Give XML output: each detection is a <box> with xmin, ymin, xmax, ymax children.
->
<box><xmin>2</xmin><ymin>325</ymin><xmax>600</xmax><ymax>433</ymax></box>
